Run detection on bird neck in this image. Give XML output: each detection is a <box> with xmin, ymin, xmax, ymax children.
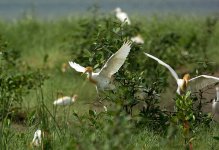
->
<box><xmin>180</xmin><ymin>79</ymin><xmax>188</xmax><ymax>92</ymax></box>
<box><xmin>183</xmin><ymin>74</ymin><xmax>190</xmax><ymax>87</ymax></box>
<box><xmin>87</xmin><ymin>71</ymin><xmax>97</xmax><ymax>84</ymax></box>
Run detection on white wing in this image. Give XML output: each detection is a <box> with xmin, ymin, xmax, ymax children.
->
<box><xmin>69</xmin><ymin>61</ymin><xmax>86</xmax><ymax>73</ymax></box>
<box><xmin>144</xmin><ymin>53</ymin><xmax>179</xmax><ymax>82</ymax></box>
<box><xmin>188</xmin><ymin>75</ymin><xmax>219</xmax><ymax>92</ymax></box>
<box><xmin>99</xmin><ymin>42</ymin><xmax>132</xmax><ymax>78</ymax></box>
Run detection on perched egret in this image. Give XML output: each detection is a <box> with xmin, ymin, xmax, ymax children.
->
<box><xmin>114</xmin><ymin>7</ymin><xmax>131</xmax><ymax>25</ymax></box>
<box><xmin>53</xmin><ymin>94</ymin><xmax>78</xmax><ymax>106</ymax></box>
<box><xmin>69</xmin><ymin>41</ymin><xmax>132</xmax><ymax>94</ymax></box>
<box><xmin>31</xmin><ymin>129</ymin><xmax>42</xmax><ymax>147</ymax></box>
<box><xmin>145</xmin><ymin>53</ymin><xmax>219</xmax><ymax>95</ymax></box>
<box><xmin>131</xmin><ymin>34</ymin><xmax>144</xmax><ymax>44</ymax></box>
<box><xmin>212</xmin><ymin>87</ymin><xmax>219</xmax><ymax>117</ymax></box>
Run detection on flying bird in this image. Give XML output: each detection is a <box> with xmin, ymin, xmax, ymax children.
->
<box><xmin>31</xmin><ymin>129</ymin><xmax>42</xmax><ymax>147</ymax></box>
<box><xmin>114</xmin><ymin>7</ymin><xmax>131</xmax><ymax>25</ymax></box>
<box><xmin>69</xmin><ymin>42</ymin><xmax>132</xmax><ymax>94</ymax></box>
<box><xmin>131</xmin><ymin>34</ymin><xmax>144</xmax><ymax>44</ymax></box>
<box><xmin>53</xmin><ymin>94</ymin><xmax>78</xmax><ymax>106</ymax></box>
<box><xmin>144</xmin><ymin>53</ymin><xmax>219</xmax><ymax>95</ymax></box>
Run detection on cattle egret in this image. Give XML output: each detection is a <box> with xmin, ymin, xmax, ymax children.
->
<box><xmin>131</xmin><ymin>34</ymin><xmax>144</xmax><ymax>44</ymax></box>
<box><xmin>31</xmin><ymin>129</ymin><xmax>42</xmax><ymax>147</ymax></box>
<box><xmin>53</xmin><ymin>94</ymin><xmax>78</xmax><ymax>106</ymax></box>
<box><xmin>114</xmin><ymin>7</ymin><xmax>131</xmax><ymax>25</ymax></box>
<box><xmin>103</xmin><ymin>105</ymin><xmax>108</xmax><ymax>112</ymax></box>
<box><xmin>212</xmin><ymin>87</ymin><xmax>219</xmax><ymax>117</ymax></box>
<box><xmin>69</xmin><ymin>42</ymin><xmax>132</xmax><ymax>93</ymax></box>
<box><xmin>145</xmin><ymin>53</ymin><xmax>219</xmax><ymax>95</ymax></box>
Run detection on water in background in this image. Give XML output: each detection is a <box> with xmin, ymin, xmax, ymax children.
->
<box><xmin>0</xmin><ymin>0</ymin><xmax>219</xmax><ymax>19</ymax></box>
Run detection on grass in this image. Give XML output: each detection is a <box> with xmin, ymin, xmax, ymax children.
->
<box><xmin>1</xmin><ymin>13</ymin><xmax>219</xmax><ymax>149</ymax></box>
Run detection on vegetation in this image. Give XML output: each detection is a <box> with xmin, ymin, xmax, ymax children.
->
<box><xmin>0</xmin><ymin>11</ymin><xmax>219</xmax><ymax>149</ymax></box>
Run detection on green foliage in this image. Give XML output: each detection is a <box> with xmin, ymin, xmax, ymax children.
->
<box><xmin>0</xmin><ymin>12</ymin><xmax>218</xmax><ymax>149</ymax></box>
<box><xmin>0</xmin><ymin>36</ymin><xmax>48</xmax><ymax>120</ymax></box>
<box><xmin>171</xmin><ymin>91</ymin><xmax>212</xmax><ymax>149</ymax></box>
<box><xmin>170</xmin><ymin>92</ymin><xmax>195</xmax><ymax>149</ymax></box>
<box><xmin>68</xmin><ymin>14</ymin><xmax>172</xmax><ymax>131</ymax></box>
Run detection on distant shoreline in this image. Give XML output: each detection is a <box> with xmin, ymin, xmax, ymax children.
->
<box><xmin>0</xmin><ymin>0</ymin><xmax>219</xmax><ymax>20</ymax></box>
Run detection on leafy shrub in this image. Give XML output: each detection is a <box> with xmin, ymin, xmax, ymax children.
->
<box><xmin>0</xmin><ymin>36</ymin><xmax>48</xmax><ymax>120</ymax></box>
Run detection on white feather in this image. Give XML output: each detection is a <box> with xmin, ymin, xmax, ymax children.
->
<box><xmin>68</xmin><ymin>62</ymin><xmax>86</xmax><ymax>73</ymax></box>
<box><xmin>144</xmin><ymin>53</ymin><xmax>179</xmax><ymax>82</ymax></box>
<box><xmin>189</xmin><ymin>75</ymin><xmax>219</xmax><ymax>92</ymax></box>
<box><xmin>99</xmin><ymin>41</ymin><xmax>131</xmax><ymax>78</ymax></box>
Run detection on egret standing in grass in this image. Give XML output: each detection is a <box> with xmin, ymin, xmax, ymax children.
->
<box><xmin>53</xmin><ymin>94</ymin><xmax>78</xmax><ymax>106</ymax></box>
<box><xmin>212</xmin><ymin>87</ymin><xmax>219</xmax><ymax>119</ymax></box>
<box><xmin>31</xmin><ymin>129</ymin><xmax>42</xmax><ymax>147</ymax></box>
<box><xmin>144</xmin><ymin>53</ymin><xmax>219</xmax><ymax>95</ymax></box>
<box><xmin>114</xmin><ymin>7</ymin><xmax>131</xmax><ymax>25</ymax></box>
<box><xmin>69</xmin><ymin>41</ymin><xmax>132</xmax><ymax>94</ymax></box>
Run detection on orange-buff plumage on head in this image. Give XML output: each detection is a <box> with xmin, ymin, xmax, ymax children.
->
<box><xmin>84</xmin><ymin>67</ymin><xmax>93</xmax><ymax>73</ymax></box>
<box><xmin>83</xmin><ymin>67</ymin><xmax>97</xmax><ymax>84</ymax></box>
<box><xmin>180</xmin><ymin>73</ymin><xmax>190</xmax><ymax>92</ymax></box>
<box><xmin>183</xmin><ymin>74</ymin><xmax>190</xmax><ymax>86</ymax></box>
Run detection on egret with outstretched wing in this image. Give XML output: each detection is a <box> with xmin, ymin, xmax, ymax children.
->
<box><xmin>144</xmin><ymin>53</ymin><xmax>219</xmax><ymax>95</ymax></box>
<box><xmin>69</xmin><ymin>42</ymin><xmax>132</xmax><ymax>93</ymax></box>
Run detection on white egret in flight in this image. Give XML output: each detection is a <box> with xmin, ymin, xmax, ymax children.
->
<box><xmin>145</xmin><ymin>53</ymin><xmax>219</xmax><ymax>95</ymax></box>
<box><xmin>114</xmin><ymin>7</ymin><xmax>131</xmax><ymax>25</ymax></box>
<box><xmin>69</xmin><ymin>42</ymin><xmax>132</xmax><ymax>94</ymax></box>
<box><xmin>53</xmin><ymin>94</ymin><xmax>78</xmax><ymax>106</ymax></box>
